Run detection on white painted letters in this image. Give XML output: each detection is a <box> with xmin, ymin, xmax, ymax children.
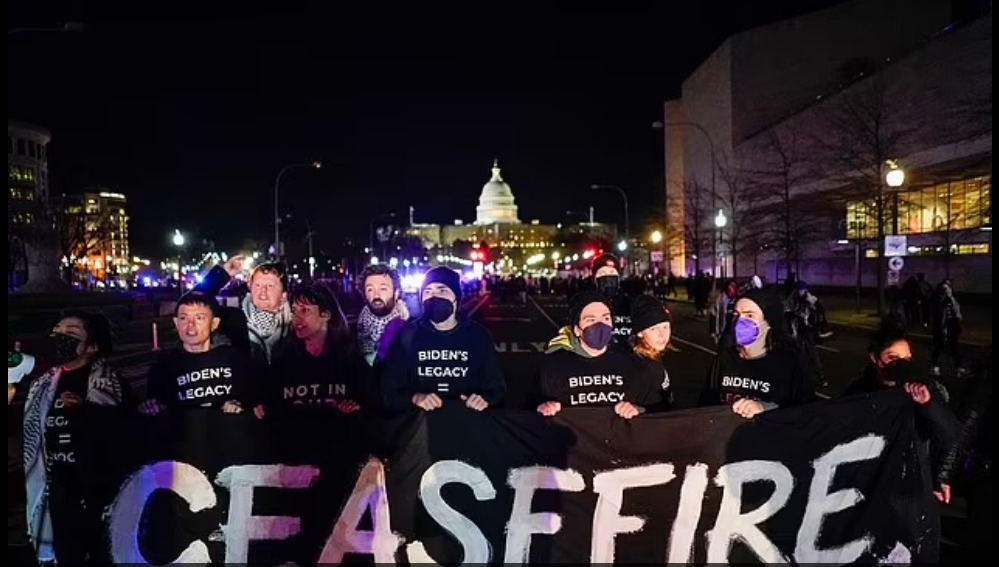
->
<box><xmin>412</xmin><ymin>460</ymin><xmax>496</xmax><ymax>565</ymax></box>
<box><xmin>109</xmin><ymin>461</ymin><xmax>216</xmax><ymax>565</ymax></box>
<box><xmin>707</xmin><ymin>460</ymin><xmax>793</xmax><ymax>564</ymax></box>
<box><xmin>215</xmin><ymin>464</ymin><xmax>320</xmax><ymax>565</ymax></box>
<box><xmin>318</xmin><ymin>458</ymin><xmax>402</xmax><ymax>564</ymax></box>
<box><xmin>795</xmin><ymin>434</ymin><xmax>885</xmax><ymax>564</ymax></box>
<box><xmin>666</xmin><ymin>463</ymin><xmax>710</xmax><ymax>564</ymax></box>
<box><xmin>503</xmin><ymin>466</ymin><xmax>586</xmax><ymax>565</ymax></box>
<box><xmin>591</xmin><ymin>464</ymin><xmax>675</xmax><ymax>563</ymax></box>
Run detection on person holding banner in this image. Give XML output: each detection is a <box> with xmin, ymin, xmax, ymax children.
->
<box><xmin>628</xmin><ymin>294</ymin><xmax>675</xmax><ymax>412</ymax></box>
<box><xmin>843</xmin><ymin>316</ymin><xmax>960</xmax><ymax>505</ymax></box>
<box><xmin>536</xmin><ymin>291</ymin><xmax>659</xmax><ymax>418</ymax></box>
<box><xmin>266</xmin><ymin>283</ymin><xmax>371</xmax><ymax>414</ymax></box>
<box><xmin>23</xmin><ymin>312</ymin><xmax>131</xmax><ymax>565</ymax></box>
<box><xmin>140</xmin><ymin>292</ymin><xmax>261</xmax><ymax>416</ymax></box>
<box><xmin>380</xmin><ymin>266</ymin><xmax>506</xmax><ymax>413</ymax></box>
<box><xmin>699</xmin><ymin>287</ymin><xmax>810</xmax><ymax>418</ymax></box>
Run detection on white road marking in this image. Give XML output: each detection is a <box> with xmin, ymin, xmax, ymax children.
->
<box><xmin>816</xmin><ymin>345</ymin><xmax>841</xmax><ymax>353</ymax></box>
<box><xmin>670</xmin><ymin>336</ymin><xmax>718</xmax><ymax>356</ymax></box>
<box><xmin>529</xmin><ymin>296</ymin><xmax>561</xmax><ymax>329</ymax></box>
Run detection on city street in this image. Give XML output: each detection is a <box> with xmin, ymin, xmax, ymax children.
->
<box><xmin>8</xmin><ymin>290</ymin><xmax>978</xmax><ymax>560</ymax></box>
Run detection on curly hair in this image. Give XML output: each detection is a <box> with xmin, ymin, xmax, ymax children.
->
<box><xmin>358</xmin><ymin>263</ymin><xmax>401</xmax><ymax>293</ymax></box>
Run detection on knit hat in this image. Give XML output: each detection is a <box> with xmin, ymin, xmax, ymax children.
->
<box><xmin>568</xmin><ymin>291</ymin><xmax>613</xmax><ymax>327</ymax></box>
<box><xmin>422</xmin><ymin>266</ymin><xmax>462</xmax><ymax>302</ymax></box>
<box><xmin>590</xmin><ymin>254</ymin><xmax>619</xmax><ymax>276</ymax></box>
<box><xmin>736</xmin><ymin>287</ymin><xmax>785</xmax><ymax>329</ymax></box>
<box><xmin>630</xmin><ymin>295</ymin><xmax>671</xmax><ymax>334</ymax></box>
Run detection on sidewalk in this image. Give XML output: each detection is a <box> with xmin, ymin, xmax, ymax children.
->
<box><xmin>819</xmin><ymin>294</ymin><xmax>991</xmax><ymax>347</ymax></box>
<box><xmin>663</xmin><ymin>289</ymin><xmax>991</xmax><ymax>346</ymax></box>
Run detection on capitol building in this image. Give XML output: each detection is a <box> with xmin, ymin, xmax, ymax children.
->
<box><xmin>404</xmin><ymin>159</ymin><xmax>617</xmax><ymax>271</ymax></box>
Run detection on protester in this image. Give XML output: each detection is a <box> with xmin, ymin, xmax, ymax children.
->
<box><xmin>197</xmin><ymin>256</ymin><xmax>293</xmax><ymax>364</ymax></box>
<box><xmin>698</xmin><ymin>287</ymin><xmax>811</xmax><ymax>418</ymax></box>
<box><xmin>356</xmin><ymin>264</ymin><xmax>410</xmax><ymax>368</ymax></box>
<box><xmin>23</xmin><ymin>312</ymin><xmax>131</xmax><ymax>565</ymax></box>
<box><xmin>937</xmin><ymin>346</ymin><xmax>991</xmax><ymax>561</ymax></box>
<box><xmin>841</xmin><ymin>316</ymin><xmax>959</xmax><ymax>504</ymax></box>
<box><xmin>141</xmin><ymin>292</ymin><xmax>260</xmax><ymax>416</ymax></box>
<box><xmin>380</xmin><ymin>266</ymin><xmax>506</xmax><ymax>413</ymax></box>
<box><xmin>628</xmin><ymin>294</ymin><xmax>675</xmax><ymax>412</ymax></box>
<box><xmin>930</xmin><ymin>279</ymin><xmax>965</xmax><ymax>377</ymax></box>
<box><xmin>536</xmin><ymin>291</ymin><xmax>660</xmax><ymax>419</ymax></box>
<box><xmin>267</xmin><ymin>284</ymin><xmax>371</xmax><ymax>414</ymax></box>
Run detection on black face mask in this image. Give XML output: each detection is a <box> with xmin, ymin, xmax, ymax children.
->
<box><xmin>881</xmin><ymin>359</ymin><xmax>920</xmax><ymax>386</ymax></box>
<box><xmin>595</xmin><ymin>275</ymin><xmax>620</xmax><ymax>294</ymax></box>
<box><xmin>47</xmin><ymin>333</ymin><xmax>83</xmax><ymax>366</ymax></box>
<box><xmin>422</xmin><ymin>297</ymin><xmax>455</xmax><ymax>324</ymax></box>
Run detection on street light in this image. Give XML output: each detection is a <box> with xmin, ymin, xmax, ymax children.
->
<box><xmin>885</xmin><ymin>161</ymin><xmax>905</xmax><ymax>188</ymax></box>
<box><xmin>273</xmin><ymin>161</ymin><xmax>322</xmax><ymax>262</ymax></box>
<box><xmin>369</xmin><ymin>212</ymin><xmax>397</xmax><ymax>261</ymax></box>
<box><xmin>172</xmin><ymin>229</ymin><xmax>185</xmax><ymax>293</ymax></box>
<box><xmin>714</xmin><ymin>209</ymin><xmax>727</xmax><ymax>277</ymax></box>
<box><xmin>8</xmin><ymin>21</ymin><xmax>86</xmax><ymax>36</ymax></box>
<box><xmin>650</xmin><ymin>230</ymin><xmax>663</xmax><ymax>245</ymax></box>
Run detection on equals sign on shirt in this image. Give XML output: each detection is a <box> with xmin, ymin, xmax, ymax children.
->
<box><xmin>437</xmin><ymin>383</ymin><xmax>450</xmax><ymax>393</ymax></box>
<box><xmin>58</xmin><ymin>433</ymin><xmax>71</xmax><ymax>445</ymax></box>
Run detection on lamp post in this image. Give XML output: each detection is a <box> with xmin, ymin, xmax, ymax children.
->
<box><xmin>714</xmin><ymin>209</ymin><xmax>728</xmax><ymax>278</ymax></box>
<box><xmin>878</xmin><ymin>160</ymin><xmax>906</xmax><ymax>316</ymax></box>
<box><xmin>369</xmin><ymin>212</ymin><xmax>397</xmax><ymax>262</ymax></box>
<box><xmin>591</xmin><ymin>184</ymin><xmax>630</xmax><ymax>273</ymax></box>
<box><xmin>653</xmin><ymin>120</ymin><xmax>717</xmax><ymax>274</ymax></box>
<box><xmin>650</xmin><ymin>230</ymin><xmax>663</xmax><ymax>276</ymax></box>
<box><xmin>172</xmin><ymin>229</ymin><xmax>185</xmax><ymax>294</ymax></box>
<box><xmin>273</xmin><ymin>161</ymin><xmax>322</xmax><ymax>262</ymax></box>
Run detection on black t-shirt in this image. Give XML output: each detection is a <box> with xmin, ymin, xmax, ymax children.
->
<box><xmin>269</xmin><ymin>340</ymin><xmax>371</xmax><ymax>411</ymax></box>
<box><xmin>699</xmin><ymin>348</ymin><xmax>807</xmax><ymax>407</ymax></box>
<box><xmin>537</xmin><ymin>349</ymin><xmax>660</xmax><ymax>408</ymax></box>
<box><xmin>147</xmin><ymin>345</ymin><xmax>257</xmax><ymax>410</ymax></box>
<box><xmin>630</xmin><ymin>354</ymin><xmax>675</xmax><ymax>412</ymax></box>
<box><xmin>44</xmin><ymin>365</ymin><xmax>90</xmax><ymax>476</ymax></box>
<box><xmin>381</xmin><ymin>319</ymin><xmax>507</xmax><ymax>412</ymax></box>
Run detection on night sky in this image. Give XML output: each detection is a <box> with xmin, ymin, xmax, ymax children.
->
<box><xmin>8</xmin><ymin>2</ymin><xmax>845</xmax><ymax>259</ymax></box>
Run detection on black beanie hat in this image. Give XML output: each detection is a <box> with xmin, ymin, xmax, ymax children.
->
<box><xmin>422</xmin><ymin>266</ymin><xmax>462</xmax><ymax>302</ymax></box>
<box><xmin>568</xmin><ymin>290</ymin><xmax>613</xmax><ymax>327</ymax></box>
<box><xmin>630</xmin><ymin>295</ymin><xmax>672</xmax><ymax>333</ymax></box>
<box><xmin>590</xmin><ymin>254</ymin><xmax>619</xmax><ymax>275</ymax></box>
<box><xmin>736</xmin><ymin>287</ymin><xmax>785</xmax><ymax>329</ymax></box>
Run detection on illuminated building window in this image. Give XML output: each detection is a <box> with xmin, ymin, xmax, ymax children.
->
<box><xmin>846</xmin><ymin>175</ymin><xmax>992</xmax><ymax>239</ymax></box>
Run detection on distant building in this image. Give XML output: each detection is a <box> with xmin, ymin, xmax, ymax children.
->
<box><xmin>8</xmin><ymin>121</ymin><xmax>52</xmax><ymax>287</ymax></box>
<box><xmin>400</xmin><ymin>160</ymin><xmax>618</xmax><ymax>273</ymax></box>
<box><xmin>60</xmin><ymin>190</ymin><xmax>131</xmax><ymax>281</ymax></box>
<box><xmin>664</xmin><ymin>0</ymin><xmax>992</xmax><ymax>291</ymax></box>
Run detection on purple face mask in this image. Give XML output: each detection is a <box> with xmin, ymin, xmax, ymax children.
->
<box><xmin>734</xmin><ymin>317</ymin><xmax>761</xmax><ymax>347</ymax></box>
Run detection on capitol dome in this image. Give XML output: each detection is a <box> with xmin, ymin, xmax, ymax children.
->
<box><xmin>475</xmin><ymin>159</ymin><xmax>521</xmax><ymax>225</ymax></box>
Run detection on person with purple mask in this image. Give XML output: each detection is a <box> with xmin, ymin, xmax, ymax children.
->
<box><xmin>698</xmin><ymin>287</ymin><xmax>811</xmax><ymax>419</ymax></box>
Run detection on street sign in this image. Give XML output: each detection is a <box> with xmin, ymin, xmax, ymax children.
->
<box><xmin>884</xmin><ymin>235</ymin><xmax>907</xmax><ymax>257</ymax></box>
<box><xmin>650</xmin><ymin>250</ymin><xmax>664</xmax><ymax>263</ymax></box>
<box><xmin>887</xmin><ymin>269</ymin><xmax>901</xmax><ymax>286</ymax></box>
<box><xmin>888</xmin><ymin>256</ymin><xmax>905</xmax><ymax>271</ymax></box>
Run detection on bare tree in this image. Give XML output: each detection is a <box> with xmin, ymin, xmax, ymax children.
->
<box><xmin>684</xmin><ymin>180</ymin><xmax>711</xmax><ymax>275</ymax></box>
<box><xmin>748</xmin><ymin>128</ymin><xmax>828</xmax><ymax>282</ymax></box>
<box><xmin>716</xmin><ymin>152</ymin><xmax>758</xmax><ymax>278</ymax></box>
<box><xmin>818</xmin><ymin>74</ymin><xmax>912</xmax><ymax>316</ymax></box>
<box><xmin>60</xmin><ymin>210</ymin><xmax>112</xmax><ymax>283</ymax></box>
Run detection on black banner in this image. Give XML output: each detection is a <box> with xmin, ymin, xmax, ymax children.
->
<box><xmin>104</xmin><ymin>390</ymin><xmax>937</xmax><ymax>565</ymax></box>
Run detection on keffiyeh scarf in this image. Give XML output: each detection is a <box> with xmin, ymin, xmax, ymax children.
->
<box><xmin>357</xmin><ymin>304</ymin><xmax>403</xmax><ymax>357</ymax></box>
<box><xmin>23</xmin><ymin>361</ymin><xmax>123</xmax><ymax>562</ymax></box>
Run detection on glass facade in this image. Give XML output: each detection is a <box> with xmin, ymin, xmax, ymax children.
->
<box><xmin>846</xmin><ymin>175</ymin><xmax>992</xmax><ymax>240</ymax></box>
